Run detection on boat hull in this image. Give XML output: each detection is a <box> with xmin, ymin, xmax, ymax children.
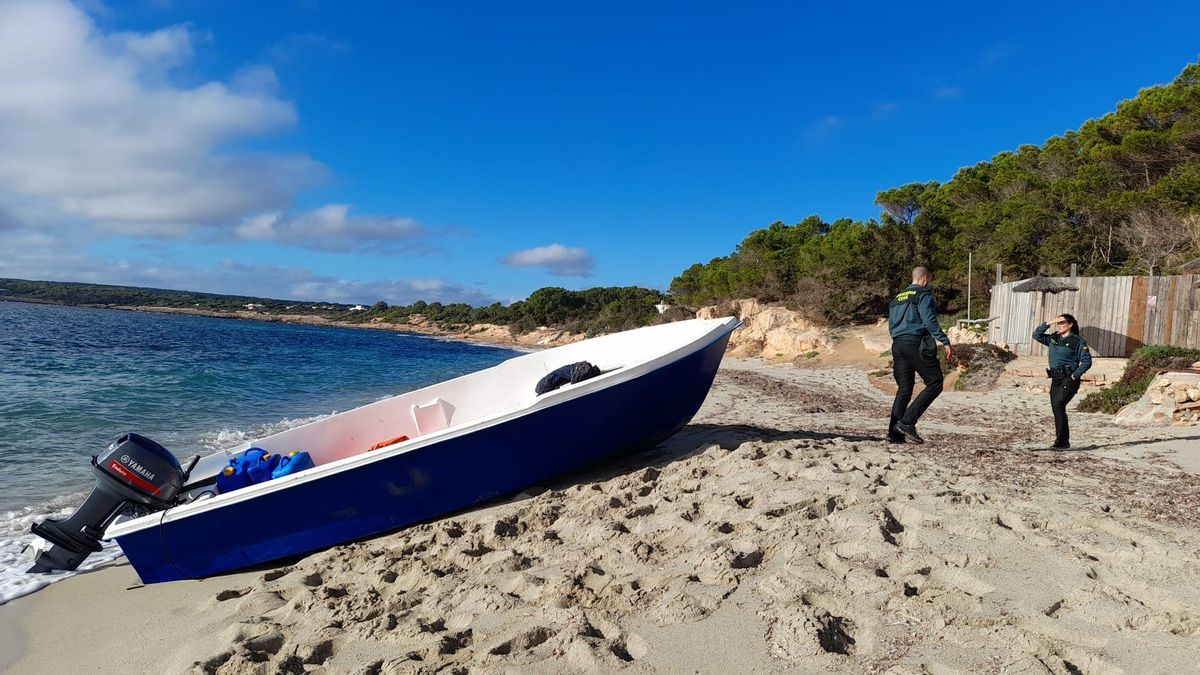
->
<box><xmin>115</xmin><ymin>326</ymin><xmax>732</xmax><ymax>582</ymax></box>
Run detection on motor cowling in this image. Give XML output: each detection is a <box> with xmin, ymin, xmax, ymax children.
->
<box><xmin>28</xmin><ymin>433</ymin><xmax>187</xmax><ymax>573</ymax></box>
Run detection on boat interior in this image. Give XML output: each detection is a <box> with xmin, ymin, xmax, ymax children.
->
<box><xmin>176</xmin><ymin>318</ymin><xmax>735</xmax><ymax>499</ymax></box>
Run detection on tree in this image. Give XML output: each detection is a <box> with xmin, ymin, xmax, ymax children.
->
<box><xmin>1116</xmin><ymin>207</ymin><xmax>1192</xmax><ymax>276</ymax></box>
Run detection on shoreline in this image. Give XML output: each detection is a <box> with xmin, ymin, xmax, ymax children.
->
<box><xmin>5</xmin><ymin>359</ymin><xmax>1200</xmax><ymax>673</ymax></box>
<box><xmin>1</xmin><ymin>297</ymin><xmax>573</xmax><ymax>351</ymax></box>
<box><xmin>0</xmin><ymin>600</ymin><xmax>21</xmax><ymax>672</ymax></box>
<box><xmin>110</xmin><ymin>304</ymin><xmax>568</xmax><ymax>351</ymax></box>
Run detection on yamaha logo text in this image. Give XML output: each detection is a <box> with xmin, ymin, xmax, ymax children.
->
<box><xmin>120</xmin><ymin>454</ymin><xmax>156</xmax><ymax>482</ymax></box>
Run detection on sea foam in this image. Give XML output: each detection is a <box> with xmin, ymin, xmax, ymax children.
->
<box><xmin>0</xmin><ymin>414</ymin><xmax>326</xmax><ymax>605</ymax></box>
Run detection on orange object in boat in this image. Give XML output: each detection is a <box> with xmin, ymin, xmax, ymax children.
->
<box><xmin>368</xmin><ymin>435</ymin><xmax>409</xmax><ymax>451</ymax></box>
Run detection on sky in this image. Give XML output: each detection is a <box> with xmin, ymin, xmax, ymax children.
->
<box><xmin>1</xmin><ymin>1</ymin><xmax>1199</xmax><ymax>306</ymax></box>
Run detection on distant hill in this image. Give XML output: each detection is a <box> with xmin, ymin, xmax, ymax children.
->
<box><xmin>0</xmin><ymin>278</ymin><xmax>671</xmax><ymax>338</ymax></box>
<box><xmin>0</xmin><ymin>278</ymin><xmax>348</xmax><ymax>313</ymax></box>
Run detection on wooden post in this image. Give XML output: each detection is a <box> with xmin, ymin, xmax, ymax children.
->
<box><xmin>967</xmin><ymin>251</ymin><xmax>972</xmax><ymax>321</ymax></box>
<box><xmin>995</xmin><ymin>263</ymin><xmax>1002</xmax><ymax>286</ymax></box>
<box><xmin>1070</xmin><ymin>263</ymin><xmax>1079</xmax><ymax>316</ymax></box>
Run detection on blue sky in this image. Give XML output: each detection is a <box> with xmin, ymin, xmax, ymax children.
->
<box><xmin>1</xmin><ymin>0</ymin><xmax>1199</xmax><ymax>305</ymax></box>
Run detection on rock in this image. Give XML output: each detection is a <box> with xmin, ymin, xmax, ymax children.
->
<box><xmin>697</xmin><ymin>299</ymin><xmax>766</xmax><ymax>322</ymax></box>
<box><xmin>1115</xmin><ymin>371</ymin><xmax>1200</xmax><ymax>427</ymax></box>
<box><xmin>947</xmin><ymin>325</ymin><xmax>986</xmax><ymax>345</ymax></box>
<box><xmin>746</xmin><ymin>307</ymin><xmax>802</xmax><ymax>337</ymax></box>
<box><xmin>764</xmin><ymin>329</ymin><xmax>828</xmax><ymax>357</ymax></box>
<box><xmin>727</xmin><ymin>338</ymin><xmax>766</xmax><ymax>358</ymax></box>
<box><xmin>710</xmin><ymin>300</ymin><xmax>831</xmax><ymax>359</ymax></box>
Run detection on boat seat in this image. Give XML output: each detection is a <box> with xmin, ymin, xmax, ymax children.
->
<box><xmin>412</xmin><ymin>398</ymin><xmax>455</xmax><ymax>435</ymax></box>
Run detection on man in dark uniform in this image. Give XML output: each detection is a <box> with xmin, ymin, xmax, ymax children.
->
<box><xmin>887</xmin><ymin>267</ymin><xmax>954</xmax><ymax>444</ymax></box>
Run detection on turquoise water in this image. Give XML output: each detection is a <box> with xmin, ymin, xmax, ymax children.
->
<box><xmin>0</xmin><ymin>301</ymin><xmax>519</xmax><ymax>601</ymax></box>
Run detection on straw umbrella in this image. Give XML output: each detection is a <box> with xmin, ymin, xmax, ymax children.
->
<box><xmin>1011</xmin><ymin>277</ymin><xmax>1079</xmax><ymax>294</ymax></box>
<box><xmin>1012</xmin><ymin>277</ymin><xmax>1079</xmax><ymax>354</ymax></box>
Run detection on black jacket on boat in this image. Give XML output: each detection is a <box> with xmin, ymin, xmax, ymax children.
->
<box><xmin>1033</xmin><ymin>324</ymin><xmax>1093</xmax><ymax>379</ymax></box>
<box><xmin>535</xmin><ymin>361</ymin><xmax>601</xmax><ymax>395</ymax></box>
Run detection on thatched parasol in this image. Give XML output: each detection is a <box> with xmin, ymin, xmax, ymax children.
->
<box><xmin>1011</xmin><ymin>276</ymin><xmax>1079</xmax><ymax>294</ymax></box>
<box><xmin>1013</xmin><ymin>277</ymin><xmax>1079</xmax><ymax>349</ymax></box>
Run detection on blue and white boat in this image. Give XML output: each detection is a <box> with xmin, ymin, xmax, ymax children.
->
<box><xmin>58</xmin><ymin>316</ymin><xmax>737</xmax><ymax>583</ymax></box>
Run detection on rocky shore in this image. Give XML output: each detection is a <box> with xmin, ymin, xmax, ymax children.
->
<box><xmin>115</xmin><ymin>305</ymin><xmax>586</xmax><ymax>349</ymax></box>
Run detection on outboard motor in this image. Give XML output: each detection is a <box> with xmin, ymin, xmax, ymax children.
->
<box><xmin>27</xmin><ymin>432</ymin><xmax>194</xmax><ymax>573</ymax></box>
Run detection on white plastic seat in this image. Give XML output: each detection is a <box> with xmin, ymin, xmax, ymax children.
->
<box><xmin>412</xmin><ymin>398</ymin><xmax>455</xmax><ymax>435</ymax></box>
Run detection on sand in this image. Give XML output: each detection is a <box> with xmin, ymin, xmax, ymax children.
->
<box><xmin>4</xmin><ymin>359</ymin><xmax>1200</xmax><ymax>674</ymax></box>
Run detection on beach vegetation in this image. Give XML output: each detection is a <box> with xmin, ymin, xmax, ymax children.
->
<box><xmin>0</xmin><ymin>278</ymin><xmax>321</xmax><ymax>313</ymax></box>
<box><xmin>1078</xmin><ymin>344</ymin><xmax>1200</xmax><ymax>413</ymax></box>
<box><xmin>669</xmin><ymin>61</ymin><xmax>1200</xmax><ymax>324</ymax></box>
<box><xmin>950</xmin><ymin>344</ymin><xmax>1018</xmax><ymax>391</ymax></box>
<box><xmin>360</xmin><ymin>286</ymin><xmax>667</xmax><ymax>336</ymax></box>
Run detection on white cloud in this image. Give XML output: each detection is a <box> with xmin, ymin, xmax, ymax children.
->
<box><xmin>0</xmin><ymin>227</ymin><xmax>493</xmax><ymax>306</ymax></box>
<box><xmin>215</xmin><ymin>261</ymin><xmax>495</xmax><ymax>305</ymax></box>
<box><xmin>106</xmin><ymin>23</ymin><xmax>199</xmax><ymax>71</ymax></box>
<box><xmin>0</xmin><ymin>0</ymin><xmax>326</xmax><ymax>232</ymax></box>
<box><xmin>0</xmin><ymin>1</ymin><xmax>473</xmax><ymax>300</ymax></box>
<box><xmin>234</xmin><ymin>205</ymin><xmax>429</xmax><ymax>253</ymax></box>
<box><xmin>230</xmin><ymin>65</ymin><xmax>282</xmax><ymax>94</ymax></box>
<box><xmin>499</xmin><ymin>243</ymin><xmax>594</xmax><ymax>277</ymax></box>
<box><xmin>803</xmin><ymin>115</ymin><xmax>845</xmax><ymax>145</ymax></box>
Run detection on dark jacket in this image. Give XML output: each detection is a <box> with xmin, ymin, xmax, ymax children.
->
<box><xmin>888</xmin><ymin>284</ymin><xmax>950</xmax><ymax>345</ymax></box>
<box><xmin>1033</xmin><ymin>324</ymin><xmax>1093</xmax><ymax>379</ymax></box>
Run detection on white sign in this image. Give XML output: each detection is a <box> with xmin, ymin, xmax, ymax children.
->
<box><xmin>1147</xmin><ymin>295</ymin><xmax>1158</xmax><ymax>308</ymax></box>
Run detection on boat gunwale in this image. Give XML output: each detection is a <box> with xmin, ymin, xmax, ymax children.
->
<box><xmin>105</xmin><ymin>317</ymin><xmax>738</xmax><ymax>539</ymax></box>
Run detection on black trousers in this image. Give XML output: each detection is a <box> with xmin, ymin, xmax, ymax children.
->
<box><xmin>890</xmin><ymin>336</ymin><xmax>944</xmax><ymax>435</ymax></box>
<box><xmin>1050</xmin><ymin>375</ymin><xmax>1081</xmax><ymax>446</ymax></box>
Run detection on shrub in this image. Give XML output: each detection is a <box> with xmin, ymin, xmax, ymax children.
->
<box><xmin>951</xmin><ymin>344</ymin><xmax>1018</xmax><ymax>391</ymax></box>
<box><xmin>1078</xmin><ymin>345</ymin><xmax>1200</xmax><ymax>413</ymax></box>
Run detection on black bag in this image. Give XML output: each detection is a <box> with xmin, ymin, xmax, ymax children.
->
<box><xmin>535</xmin><ymin>361</ymin><xmax>602</xmax><ymax>395</ymax></box>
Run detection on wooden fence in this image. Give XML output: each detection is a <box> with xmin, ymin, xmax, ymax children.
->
<box><xmin>987</xmin><ymin>275</ymin><xmax>1200</xmax><ymax>357</ymax></box>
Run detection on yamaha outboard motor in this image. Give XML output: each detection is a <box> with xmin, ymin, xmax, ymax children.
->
<box><xmin>27</xmin><ymin>432</ymin><xmax>193</xmax><ymax>573</ymax></box>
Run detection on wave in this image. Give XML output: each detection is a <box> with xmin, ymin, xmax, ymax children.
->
<box><xmin>0</xmin><ymin>413</ymin><xmax>328</xmax><ymax>605</ymax></box>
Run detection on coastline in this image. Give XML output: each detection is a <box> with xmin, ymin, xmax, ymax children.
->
<box><xmin>110</xmin><ymin>304</ymin><xmax>582</xmax><ymax>351</ymax></box>
<box><xmin>0</xmin><ymin>297</ymin><xmax>580</xmax><ymax>351</ymax></box>
<box><xmin>5</xmin><ymin>359</ymin><xmax>1200</xmax><ymax>673</ymax></box>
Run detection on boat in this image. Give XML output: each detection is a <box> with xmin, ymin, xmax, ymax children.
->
<box><xmin>29</xmin><ymin>316</ymin><xmax>739</xmax><ymax>583</ymax></box>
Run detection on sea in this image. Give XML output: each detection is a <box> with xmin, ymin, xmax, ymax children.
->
<box><xmin>0</xmin><ymin>301</ymin><xmax>520</xmax><ymax>603</ymax></box>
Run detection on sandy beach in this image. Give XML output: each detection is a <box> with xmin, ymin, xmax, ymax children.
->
<box><xmin>4</xmin><ymin>358</ymin><xmax>1200</xmax><ymax>674</ymax></box>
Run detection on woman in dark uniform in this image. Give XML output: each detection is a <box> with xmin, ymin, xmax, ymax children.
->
<box><xmin>1032</xmin><ymin>313</ymin><xmax>1092</xmax><ymax>449</ymax></box>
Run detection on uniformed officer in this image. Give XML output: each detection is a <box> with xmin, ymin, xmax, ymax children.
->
<box><xmin>1033</xmin><ymin>314</ymin><xmax>1092</xmax><ymax>449</ymax></box>
<box><xmin>888</xmin><ymin>267</ymin><xmax>954</xmax><ymax>444</ymax></box>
